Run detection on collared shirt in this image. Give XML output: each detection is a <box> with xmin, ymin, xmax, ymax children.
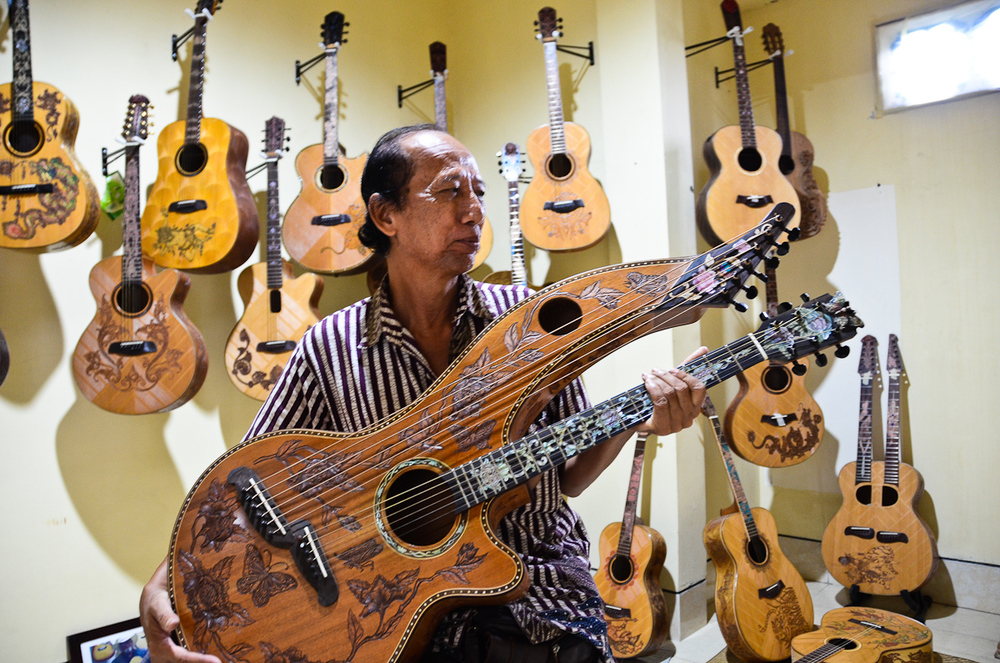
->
<box><xmin>245</xmin><ymin>274</ymin><xmax>611</xmax><ymax>660</ymax></box>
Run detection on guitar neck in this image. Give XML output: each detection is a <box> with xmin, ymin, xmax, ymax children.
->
<box><xmin>433</xmin><ymin>75</ymin><xmax>447</xmax><ymax>133</ymax></box>
<box><xmin>885</xmin><ymin>335</ymin><xmax>902</xmax><ymax>485</ymax></box>
<box><xmin>265</xmin><ymin>160</ymin><xmax>283</xmax><ymax>290</ymax></box>
<box><xmin>10</xmin><ymin>0</ymin><xmax>34</xmax><ymax>126</ymax></box>
<box><xmin>508</xmin><ymin>180</ymin><xmax>527</xmax><ymax>287</ymax></box>
<box><xmin>856</xmin><ymin>365</ymin><xmax>875</xmax><ymax>485</ymax></box>
<box><xmin>184</xmin><ymin>13</ymin><xmax>211</xmax><ymax>145</ymax></box>
<box><xmin>730</xmin><ymin>30</ymin><xmax>758</xmax><ymax>149</ymax></box>
<box><xmin>122</xmin><ymin>144</ymin><xmax>143</xmax><ymax>285</ymax></box>
<box><xmin>771</xmin><ymin>56</ymin><xmax>793</xmax><ymax>159</ymax></box>
<box><xmin>616</xmin><ymin>432</ymin><xmax>648</xmax><ymax>558</ymax></box>
<box><xmin>797</xmin><ymin>641</ymin><xmax>848</xmax><ymax>663</ymax></box>
<box><xmin>703</xmin><ymin>397</ymin><xmax>759</xmax><ymax>538</ymax></box>
<box><xmin>765</xmin><ymin>264</ymin><xmax>779</xmax><ymax>318</ymax></box>
<box><xmin>323</xmin><ymin>47</ymin><xmax>340</xmax><ymax>166</ymax></box>
<box><xmin>542</xmin><ymin>40</ymin><xmax>567</xmax><ymax>154</ymax></box>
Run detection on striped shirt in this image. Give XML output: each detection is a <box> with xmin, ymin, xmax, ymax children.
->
<box><xmin>245</xmin><ymin>274</ymin><xmax>611</xmax><ymax>660</ymax></box>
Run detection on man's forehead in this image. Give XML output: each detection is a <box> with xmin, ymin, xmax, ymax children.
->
<box><xmin>403</xmin><ymin>131</ymin><xmax>482</xmax><ymax>181</ymax></box>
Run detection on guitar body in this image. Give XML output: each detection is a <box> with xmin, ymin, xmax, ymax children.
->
<box><xmin>72</xmin><ymin>258</ymin><xmax>208</xmax><ymax>414</ymax></box>
<box><xmin>821</xmin><ymin>461</ymin><xmax>938</xmax><ymax>595</ymax></box>
<box><xmin>724</xmin><ymin>359</ymin><xmax>823</xmax><ymax>467</ymax></box>
<box><xmin>0</xmin><ymin>81</ymin><xmax>100</xmax><ymax>251</ymax></box>
<box><xmin>225</xmin><ymin>260</ymin><xmax>323</xmax><ymax>400</ymax></box>
<box><xmin>141</xmin><ymin>117</ymin><xmax>258</xmax><ymax>273</ymax></box>
<box><xmin>791</xmin><ymin>606</ymin><xmax>932</xmax><ymax>663</ymax></box>
<box><xmin>704</xmin><ymin>507</ymin><xmax>814</xmax><ymax>663</ymax></box>
<box><xmin>595</xmin><ymin>521</ymin><xmax>668</xmax><ymax>659</ymax></box>
<box><xmin>783</xmin><ymin>131</ymin><xmax>826</xmax><ymax>240</ymax></box>
<box><xmin>521</xmin><ymin>122</ymin><xmax>611</xmax><ymax>252</ymax></box>
<box><xmin>697</xmin><ymin>125</ymin><xmax>800</xmax><ymax>246</ymax></box>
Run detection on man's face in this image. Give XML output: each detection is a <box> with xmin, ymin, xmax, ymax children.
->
<box><xmin>383</xmin><ymin>131</ymin><xmax>486</xmax><ymax>276</ymax></box>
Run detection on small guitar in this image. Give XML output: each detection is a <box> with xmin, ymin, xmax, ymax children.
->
<box><xmin>282</xmin><ymin>11</ymin><xmax>373</xmax><ymax>275</ymax></box>
<box><xmin>73</xmin><ymin>96</ymin><xmax>208</xmax><ymax>415</ymax></box>
<box><xmin>225</xmin><ymin>117</ymin><xmax>323</xmax><ymax>401</ymax></box>
<box><xmin>483</xmin><ymin>143</ymin><xmax>535</xmax><ymax>289</ymax></box>
<box><xmin>790</xmin><ymin>606</ymin><xmax>932</xmax><ymax>663</ymax></box>
<box><xmin>595</xmin><ymin>432</ymin><xmax>668</xmax><ymax>659</ymax></box>
<box><xmin>520</xmin><ymin>7</ymin><xmax>611</xmax><ymax>252</ymax></box>
<box><xmin>761</xmin><ymin>24</ymin><xmax>827</xmax><ymax>240</ymax></box>
<box><xmin>822</xmin><ymin>335</ymin><xmax>938</xmax><ymax>595</ymax></box>
<box><xmin>703</xmin><ymin>396</ymin><xmax>814</xmax><ymax>663</ymax></box>
<box><xmin>724</xmin><ymin>265</ymin><xmax>824</xmax><ymax>467</ymax></box>
<box><xmin>0</xmin><ymin>0</ymin><xmax>100</xmax><ymax>251</ymax></box>
<box><xmin>696</xmin><ymin>0</ymin><xmax>800</xmax><ymax>247</ymax></box>
<box><xmin>141</xmin><ymin>0</ymin><xmax>259</xmax><ymax>273</ymax></box>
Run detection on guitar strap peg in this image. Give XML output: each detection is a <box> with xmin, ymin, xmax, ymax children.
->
<box><xmin>814</xmin><ymin>352</ymin><xmax>828</xmax><ymax>367</ymax></box>
<box><xmin>791</xmin><ymin>360</ymin><xmax>807</xmax><ymax>376</ymax></box>
<box><xmin>835</xmin><ymin>344</ymin><xmax>851</xmax><ymax>359</ymax></box>
<box><xmin>731</xmin><ymin>300</ymin><xmax>748</xmax><ymax>313</ymax></box>
<box><xmin>740</xmin><ymin>284</ymin><xmax>758</xmax><ymax>299</ymax></box>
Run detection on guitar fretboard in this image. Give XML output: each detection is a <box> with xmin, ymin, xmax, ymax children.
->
<box><xmin>855</xmin><ymin>337</ymin><xmax>877</xmax><ymax>484</ymax></box>
<box><xmin>323</xmin><ymin>47</ymin><xmax>340</xmax><ymax>166</ymax></box>
<box><xmin>771</xmin><ymin>55</ymin><xmax>792</xmax><ymax>160</ymax></box>
<box><xmin>184</xmin><ymin>13</ymin><xmax>210</xmax><ymax>145</ymax></box>
<box><xmin>797</xmin><ymin>641</ymin><xmax>847</xmax><ymax>663</ymax></box>
<box><xmin>704</xmin><ymin>397</ymin><xmax>759</xmax><ymax>539</ymax></box>
<box><xmin>616</xmin><ymin>432</ymin><xmax>648</xmax><ymax>559</ymax></box>
<box><xmin>542</xmin><ymin>40</ymin><xmax>567</xmax><ymax>154</ymax></box>
<box><xmin>508</xmin><ymin>180</ymin><xmax>527</xmax><ymax>288</ymax></box>
<box><xmin>10</xmin><ymin>0</ymin><xmax>34</xmax><ymax>124</ymax></box>
<box><xmin>122</xmin><ymin>144</ymin><xmax>143</xmax><ymax>285</ymax></box>
<box><xmin>265</xmin><ymin>159</ymin><xmax>283</xmax><ymax>290</ymax></box>
<box><xmin>885</xmin><ymin>335</ymin><xmax>902</xmax><ymax>485</ymax></box>
<box><xmin>730</xmin><ymin>29</ymin><xmax>758</xmax><ymax>150</ymax></box>
<box><xmin>433</xmin><ymin>74</ymin><xmax>447</xmax><ymax>133</ymax></box>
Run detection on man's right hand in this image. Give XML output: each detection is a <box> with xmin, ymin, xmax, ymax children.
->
<box><xmin>140</xmin><ymin>557</ymin><xmax>221</xmax><ymax>663</ymax></box>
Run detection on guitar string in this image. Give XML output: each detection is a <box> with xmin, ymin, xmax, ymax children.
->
<box><xmin>796</xmin><ymin>622</ymin><xmax>886</xmax><ymax>663</ymax></box>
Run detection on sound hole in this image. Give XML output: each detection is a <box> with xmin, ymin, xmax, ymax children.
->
<box><xmin>546</xmin><ymin>153</ymin><xmax>573</xmax><ymax>180</ymax></box>
<box><xmin>319</xmin><ymin>164</ymin><xmax>347</xmax><ymax>191</ymax></box>
<box><xmin>779</xmin><ymin>154</ymin><xmax>796</xmax><ymax>176</ymax></box>
<box><xmin>881</xmin><ymin>486</ymin><xmax>898</xmax><ymax>507</ymax></box>
<box><xmin>856</xmin><ymin>485</ymin><xmax>872</xmax><ymax>506</ymax></box>
<box><xmin>762</xmin><ymin>365</ymin><xmax>791</xmax><ymax>393</ymax></box>
<box><xmin>737</xmin><ymin>148</ymin><xmax>763</xmax><ymax>173</ymax></box>
<box><xmin>4</xmin><ymin>121</ymin><xmax>44</xmax><ymax>156</ymax></box>
<box><xmin>113</xmin><ymin>282</ymin><xmax>152</xmax><ymax>317</ymax></box>
<box><xmin>176</xmin><ymin>143</ymin><xmax>208</xmax><ymax>176</ymax></box>
<box><xmin>537</xmin><ymin>297</ymin><xmax>582</xmax><ymax>336</ymax></box>
<box><xmin>746</xmin><ymin>536</ymin><xmax>769</xmax><ymax>565</ymax></box>
<box><xmin>609</xmin><ymin>554</ymin><xmax>634</xmax><ymax>584</ymax></box>
<box><xmin>383</xmin><ymin>468</ymin><xmax>458</xmax><ymax>547</ymax></box>
<box><xmin>828</xmin><ymin>638</ymin><xmax>859</xmax><ymax>651</ymax></box>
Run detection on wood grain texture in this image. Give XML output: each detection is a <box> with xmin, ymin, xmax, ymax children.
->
<box><xmin>791</xmin><ymin>606</ymin><xmax>932</xmax><ymax>663</ymax></box>
<box><xmin>0</xmin><ymin>81</ymin><xmax>99</xmax><ymax>251</ymax></box>
<box><xmin>785</xmin><ymin>132</ymin><xmax>827</xmax><ymax>240</ymax></box>
<box><xmin>72</xmin><ymin>258</ymin><xmax>208</xmax><ymax>414</ymax></box>
<box><xmin>224</xmin><ymin>260</ymin><xmax>323</xmax><ymax>400</ymax></box>
<box><xmin>704</xmin><ymin>507</ymin><xmax>814</xmax><ymax>663</ymax></box>
<box><xmin>595</xmin><ymin>521</ymin><xmax>668</xmax><ymax>659</ymax></box>
<box><xmin>696</xmin><ymin>125</ymin><xmax>801</xmax><ymax>247</ymax></box>
<box><xmin>141</xmin><ymin>117</ymin><xmax>259</xmax><ymax>273</ymax></box>
<box><xmin>821</xmin><ymin>461</ymin><xmax>939</xmax><ymax>595</ymax></box>
<box><xmin>521</xmin><ymin>121</ymin><xmax>611</xmax><ymax>252</ymax></box>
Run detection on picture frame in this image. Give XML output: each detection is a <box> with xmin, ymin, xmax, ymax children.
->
<box><xmin>67</xmin><ymin>617</ymin><xmax>147</xmax><ymax>663</ymax></box>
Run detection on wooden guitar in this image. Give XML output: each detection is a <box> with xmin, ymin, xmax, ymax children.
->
<box><xmin>822</xmin><ymin>335</ymin><xmax>938</xmax><ymax>595</ymax></box>
<box><xmin>0</xmin><ymin>0</ymin><xmax>100</xmax><ymax>252</ymax></box>
<box><xmin>703</xmin><ymin>396</ymin><xmax>814</xmax><ymax>663</ymax></box>
<box><xmin>594</xmin><ymin>432</ymin><xmax>669</xmax><ymax>659</ymax></box>
<box><xmin>73</xmin><ymin>96</ymin><xmax>208</xmax><ymax>415</ymax></box>
<box><xmin>225</xmin><ymin>117</ymin><xmax>323</xmax><ymax>401</ymax></box>
<box><xmin>167</xmin><ymin>210</ymin><xmax>854</xmax><ymax>663</ymax></box>
<box><xmin>696</xmin><ymin>0</ymin><xmax>800</xmax><ymax>247</ymax></box>
<box><xmin>141</xmin><ymin>0</ymin><xmax>258</xmax><ymax>274</ymax></box>
<box><xmin>761</xmin><ymin>24</ymin><xmax>827</xmax><ymax>240</ymax></box>
<box><xmin>520</xmin><ymin>7</ymin><xmax>611</xmax><ymax>252</ymax></box>
<box><xmin>483</xmin><ymin>143</ymin><xmax>535</xmax><ymax>289</ymax></box>
<box><xmin>724</xmin><ymin>265</ymin><xmax>824</xmax><ymax>467</ymax></box>
<box><xmin>791</xmin><ymin>606</ymin><xmax>932</xmax><ymax>663</ymax></box>
<box><xmin>281</xmin><ymin>12</ymin><xmax>373</xmax><ymax>275</ymax></box>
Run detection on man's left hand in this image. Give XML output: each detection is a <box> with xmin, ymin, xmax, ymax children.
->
<box><xmin>638</xmin><ymin>346</ymin><xmax>708</xmax><ymax>436</ymax></box>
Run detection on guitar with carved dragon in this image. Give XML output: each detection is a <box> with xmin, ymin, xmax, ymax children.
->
<box><xmin>724</xmin><ymin>265</ymin><xmax>825</xmax><ymax>467</ymax></box>
<box><xmin>224</xmin><ymin>117</ymin><xmax>323</xmax><ymax>401</ymax></box>
<box><xmin>483</xmin><ymin>143</ymin><xmax>538</xmax><ymax>290</ymax></box>
<box><xmin>594</xmin><ymin>432</ymin><xmax>668</xmax><ymax>659</ymax></box>
<box><xmin>520</xmin><ymin>7</ymin><xmax>611</xmax><ymax>252</ymax></box>
<box><xmin>790</xmin><ymin>606</ymin><xmax>932</xmax><ymax>663</ymax></box>
<box><xmin>73</xmin><ymin>96</ymin><xmax>208</xmax><ymax>415</ymax></box>
<box><xmin>761</xmin><ymin>23</ymin><xmax>826</xmax><ymax>240</ymax></box>
<box><xmin>141</xmin><ymin>0</ymin><xmax>259</xmax><ymax>273</ymax></box>
<box><xmin>0</xmin><ymin>0</ymin><xmax>100</xmax><ymax>251</ymax></box>
<box><xmin>822</xmin><ymin>335</ymin><xmax>938</xmax><ymax>596</ymax></box>
<box><xmin>703</xmin><ymin>395</ymin><xmax>814</xmax><ymax>662</ymax></box>
<box><xmin>696</xmin><ymin>0</ymin><xmax>800</xmax><ymax>247</ymax></box>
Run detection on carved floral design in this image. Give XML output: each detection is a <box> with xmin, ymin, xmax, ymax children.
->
<box><xmin>757</xmin><ymin>586</ymin><xmax>810</xmax><ymax>641</ymax></box>
<box><xmin>177</xmin><ymin>550</ymin><xmax>254</xmax><ymax>663</ymax></box>
<box><xmin>2</xmin><ymin>157</ymin><xmax>80</xmax><ymax>240</ymax></box>
<box><xmin>446</xmin><ymin>347</ymin><xmax>511</xmax><ymax>420</ymax></box>
<box><xmin>191</xmin><ymin>479</ymin><xmax>247</xmax><ymax>554</ymax></box>
<box><xmin>230</xmin><ymin>328</ymin><xmax>283</xmax><ymax>392</ymax></box>
<box><xmin>36</xmin><ymin>88</ymin><xmax>62</xmax><ymax>138</ymax></box>
<box><xmin>153</xmin><ymin>220</ymin><xmax>217</xmax><ymax>261</ymax></box>
<box><xmin>572</xmin><ymin>279</ymin><xmax>624</xmax><ymax>310</ymax></box>
<box><xmin>237</xmin><ymin>544</ymin><xmax>298</xmax><ymax>608</ymax></box>
<box><xmin>838</xmin><ymin>545</ymin><xmax>898</xmax><ymax>588</ymax></box>
<box><xmin>748</xmin><ymin>408</ymin><xmax>823</xmax><ymax>461</ymax></box>
<box><xmin>606</xmin><ymin>618</ymin><xmax>641</xmax><ymax>656</ymax></box>
<box><xmin>336</xmin><ymin>539</ymin><xmax>384</xmax><ymax>571</ymax></box>
<box><xmin>449</xmin><ymin>419</ymin><xmax>497</xmax><ymax>452</ymax></box>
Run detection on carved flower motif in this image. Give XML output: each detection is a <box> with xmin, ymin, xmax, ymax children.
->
<box><xmin>177</xmin><ymin>550</ymin><xmax>253</xmax><ymax>649</ymax></box>
<box><xmin>193</xmin><ymin>479</ymin><xmax>247</xmax><ymax>553</ymax></box>
<box><xmin>347</xmin><ymin>569</ymin><xmax>418</xmax><ymax>618</ymax></box>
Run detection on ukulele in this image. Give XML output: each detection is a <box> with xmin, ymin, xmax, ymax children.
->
<box><xmin>141</xmin><ymin>0</ymin><xmax>259</xmax><ymax>274</ymax></box>
<box><xmin>225</xmin><ymin>117</ymin><xmax>323</xmax><ymax>401</ymax></box>
<box><xmin>790</xmin><ymin>606</ymin><xmax>932</xmax><ymax>663</ymax></box>
<box><xmin>696</xmin><ymin>0</ymin><xmax>801</xmax><ymax>247</ymax></box>
<box><xmin>167</xmin><ymin>231</ymin><xmax>859</xmax><ymax>663</ymax></box>
<box><xmin>702</xmin><ymin>396</ymin><xmax>814</xmax><ymax>663</ymax></box>
<box><xmin>0</xmin><ymin>0</ymin><xmax>100</xmax><ymax>251</ymax></box>
<box><xmin>761</xmin><ymin>24</ymin><xmax>827</xmax><ymax>240</ymax></box>
<box><xmin>483</xmin><ymin>143</ymin><xmax>534</xmax><ymax>289</ymax></box>
<box><xmin>282</xmin><ymin>11</ymin><xmax>373</xmax><ymax>275</ymax></box>
<box><xmin>594</xmin><ymin>432</ymin><xmax>669</xmax><ymax>660</ymax></box>
<box><xmin>724</xmin><ymin>265</ymin><xmax>824</xmax><ymax>467</ymax></box>
<box><xmin>73</xmin><ymin>96</ymin><xmax>208</xmax><ymax>415</ymax></box>
<box><xmin>822</xmin><ymin>335</ymin><xmax>938</xmax><ymax>595</ymax></box>
<box><xmin>520</xmin><ymin>7</ymin><xmax>611</xmax><ymax>252</ymax></box>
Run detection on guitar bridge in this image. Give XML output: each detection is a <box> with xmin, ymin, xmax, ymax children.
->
<box><xmin>256</xmin><ymin>340</ymin><xmax>296</xmax><ymax>354</ymax></box>
<box><xmin>876</xmin><ymin>531</ymin><xmax>909</xmax><ymax>543</ymax></box>
<box><xmin>311</xmin><ymin>214</ymin><xmax>351</xmax><ymax>226</ymax></box>
<box><xmin>604</xmin><ymin>605</ymin><xmax>632</xmax><ymax>619</ymax></box>
<box><xmin>736</xmin><ymin>194</ymin><xmax>773</xmax><ymax>208</ymax></box>
<box><xmin>109</xmin><ymin>340</ymin><xmax>157</xmax><ymax>356</ymax></box>
<box><xmin>168</xmin><ymin>199</ymin><xmax>208</xmax><ymax>214</ymax></box>
<box><xmin>543</xmin><ymin>199</ymin><xmax>585</xmax><ymax>214</ymax></box>
<box><xmin>760</xmin><ymin>412</ymin><xmax>798</xmax><ymax>427</ymax></box>
<box><xmin>844</xmin><ymin>526</ymin><xmax>875</xmax><ymax>539</ymax></box>
<box><xmin>0</xmin><ymin>183</ymin><xmax>54</xmax><ymax>195</ymax></box>
<box><xmin>758</xmin><ymin>579</ymin><xmax>785</xmax><ymax>600</ymax></box>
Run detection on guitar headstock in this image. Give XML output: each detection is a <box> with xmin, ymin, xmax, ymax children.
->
<box><xmin>430</xmin><ymin>41</ymin><xmax>447</xmax><ymax>78</ymax></box>
<box><xmin>196</xmin><ymin>0</ymin><xmax>222</xmax><ymax>17</ymax></box>
<box><xmin>720</xmin><ymin>0</ymin><xmax>742</xmax><ymax>32</ymax></box>
<box><xmin>263</xmin><ymin>116</ymin><xmax>287</xmax><ymax>159</ymax></box>
<box><xmin>500</xmin><ymin>143</ymin><xmax>522</xmax><ymax>183</ymax></box>
<box><xmin>755</xmin><ymin>292</ymin><xmax>863</xmax><ymax>365</ymax></box>
<box><xmin>322</xmin><ymin>11</ymin><xmax>347</xmax><ymax>49</ymax></box>
<box><xmin>536</xmin><ymin>7</ymin><xmax>561</xmax><ymax>42</ymax></box>
<box><xmin>122</xmin><ymin>95</ymin><xmax>152</xmax><ymax>143</ymax></box>
<box><xmin>858</xmin><ymin>335</ymin><xmax>878</xmax><ymax>383</ymax></box>
<box><xmin>886</xmin><ymin>333</ymin><xmax>903</xmax><ymax>378</ymax></box>
<box><xmin>762</xmin><ymin>23</ymin><xmax>784</xmax><ymax>58</ymax></box>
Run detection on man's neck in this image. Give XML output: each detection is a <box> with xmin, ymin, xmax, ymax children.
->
<box><xmin>384</xmin><ymin>262</ymin><xmax>462</xmax><ymax>343</ymax></box>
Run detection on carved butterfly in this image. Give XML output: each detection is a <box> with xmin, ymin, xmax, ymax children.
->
<box><xmin>236</xmin><ymin>544</ymin><xmax>298</xmax><ymax>607</ymax></box>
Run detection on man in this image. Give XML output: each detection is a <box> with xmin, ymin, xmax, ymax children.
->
<box><xmin>140</xmin><ymin>125</ymin><xmax>706</xmax><ymax>663</ymax></box>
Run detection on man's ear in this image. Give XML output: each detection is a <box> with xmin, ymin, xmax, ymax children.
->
<box><xmin>367</xmin><ymin>193</ymin><xmax>398</xmax><ymax>239</ymax></box>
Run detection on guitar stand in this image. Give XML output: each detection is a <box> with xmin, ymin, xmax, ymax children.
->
<box><xmin>397</xmin><ymin>77</ymin><xmax>435</xmax><ymax>108</ymax></box>
<box><xmin>900</xmin><ymin>589</ymin><xmax>932</xmax><ymax>623</ymax></box>
<box><xmin>848</xmin><ymin>584</ymin><xmax>870</xmax><ymax>607</ymax></box>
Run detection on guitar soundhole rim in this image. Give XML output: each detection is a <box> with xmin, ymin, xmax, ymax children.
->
<box><xmin>762</xmin><ymin>365</ymin><xmax>792</xmax><ymax>393</ymax></box>
<box><xmin>737</xmin><ymin>147</ymin><xmax>763</xmax><ymax>173</ymax></box>
<box><xmin>881</xmin><ymin>486</ymin><xmax>899</xmax><ymax>507</ymax></box>
<box><xmin>113</xmin><ymin>282</ymin><xmax>153</xmax><ymax>317</ymax></box>
<box><xmin>537</xmin><ymin>297</ymin><xmax>582</xmax><ymax>336</ymax></box>
<box><xmin>746</xmin><ymin>536</ymin><xmax>769</xmax><ymax>566</ymax></box>
<box><xmin>175</xmin><ymin>143</ymin><xmax>209</xmax><ymax>176</ymax></box>
<box><xmin>609</xmin><ymin>554</ymin><xmax>634</xmax><ymax>584</ymax></box>
<box><xmin>379</xmin><ymin>463</ymin><xmax>464</xmax><ymax>556</ymax></box>
<box><xmin>317</xmin><ymin>163</ymin><xmax>348</xmax><ymax>192</ymax></box>
<box><xmin>827</xmin><ymin>638</ymin><xmax>859</xmax><ymax>651</ymax></box>
<box><xmin>856</xmin><ymin>485</ymin><xmax>872</xmax><ymax>506</ymax></box>
<box><xmin>545</xmin><ymin>153</ymin><xmax>575</xmax><ymax>181</ymax></box>
<box><xmin>3</xmin><ymin>121</ymin><xmax>45</xmax><ymax>157</ymax></box>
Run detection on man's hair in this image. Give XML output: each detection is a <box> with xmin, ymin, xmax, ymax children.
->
<box><xmin>358</xmin><ymin>123</ymin><xmax>441</xmax><ymax>255</ymax></box>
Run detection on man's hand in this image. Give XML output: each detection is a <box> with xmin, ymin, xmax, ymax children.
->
<box><xmin>637</xmin><ymin>346</ymin><xmax>708</xmax><ymax>436</ymax></box>
<box><xmin>140</xmin><ymin>557</ymin><xmax>221</xmax><ymax>663</ymax></box>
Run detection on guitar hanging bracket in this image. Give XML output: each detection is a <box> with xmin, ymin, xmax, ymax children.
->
<box><xmin>684</xmin><ymin>34</ymin><xmax>730</xmax><ymax>58</ymax></box>
<box><xmin>295</xmin><ymin>50</ymin><xmax>326</xmax><ymax>86</ymax></box>
<box><xmin>396</xmin><ymin>78</ymin><xmax>435</xmax><ymax>108</ymax></box>
<box><xmin>556</xmin><ymin>41</ymin><xmax>595</xmax><ymax>66</ymax></box>
<box><xmin>101</xmin><ymin>136</ymin><xmax>145</xmax><ymax>177</ymax></box>
<box><xmin>171</xmin><ymin>8</ymin><xmax>213</xmax><ymax>61</ymax></box>
<box><xmin>715</xmin><ymin>56</ymin><xmax>772</xmax><ymax>88</ymax></box>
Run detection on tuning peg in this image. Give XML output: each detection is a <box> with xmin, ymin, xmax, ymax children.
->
<box><xmin>835</xmin><ymin>344</ymin><xmax>851</xmax><ymax>359</ymax></box>
<box><xmin>800</xmin><ymin>292</ymin><xmax>811</xmax><ymax>302</ymax></box>
<box><xmin>784</xmin><ymin>227</ymin><xmax>802</xmax><ymax>241</ymax></box>
<box><xmin>777</xmin><ymin>301</ymin><xmax>793</xmax><ymax>313</ymax></box>
<box><xmin>342</xmin><ymin>38</ymin><xmax>348</xmax><ymax>44</ymax></box>
<box><xmin>534</xmin><ymin>20</ymin><xmax>539</xmax><ymax>26</ymax></box>
<box><xmin>344</xmin><ymin>21</ymin><xmax>350</xmax><ymax>27</ymax></box>
<box><xmin>739</xmin><ymin>284</ymin><xmax>758</xmax><ymax>299</ymax></box>
<box><xmin>731</xmin><ymin>300</ymin><xmax>748</xmax><ymax>313</ymax></box>
<box><xmin>776</xmin><ymin>241</ymin><xmax>790</xmax><ymax>256</ymax></box>
<box><xmin>284</xmin><ymin>146</ymin><xmax>290</xmax><ymax>152</ymax></box>
<box><xmin>765</xmin><ymin>255</ymin><xmax>780</xmax><ymax>269</ymax></box>
<box><xmin>791</xmin><ymin>360</ymin><xmax>807</xmax><ymax>376</ymax></box>
<box><xmin>814</xmin><ymin>352</ymin><xmax>828</xmax><ymax>367</ymax></box>
<box><xmin>759</xmin><ymin>311</ymin><xmax>770</xmax><ymax>322</ymax></box>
